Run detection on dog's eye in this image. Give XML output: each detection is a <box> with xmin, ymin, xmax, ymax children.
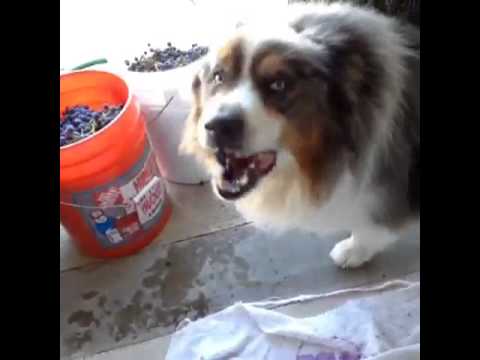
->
<box><xmin>269</xmin><ymin>79</ymin><xmax>286</xmax><ymax>93</ymax></box>
<box><xmin>213</xmin><ymin>71</ymin><xmax>224</xmax><ymax>84</ymax></box>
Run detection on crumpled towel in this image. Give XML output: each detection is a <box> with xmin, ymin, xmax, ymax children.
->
<box><xmin>166</xmin><ymin>281</ymin><xmax>419</xmax><ymax>360</ymax></box>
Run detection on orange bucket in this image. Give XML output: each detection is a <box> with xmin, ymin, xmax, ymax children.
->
<box><xmin>60</xmin><ymin>70</ymin><xmax>171</xmax><ymax>258</ymax></box>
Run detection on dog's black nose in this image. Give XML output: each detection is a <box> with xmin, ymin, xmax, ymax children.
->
<box><xmin>205</xmin><ymin>107</ymin><xmax>244</xmax><ymax>149</ymax></box>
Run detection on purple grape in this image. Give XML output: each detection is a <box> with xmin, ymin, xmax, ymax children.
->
<box><xmin>64</xmin><ymin>124</ymin><xmax>75</xmax><ymax>133</ymax></box>
<box><xmin>60</xmin><ymin>103</ymin><xmax>124</xmax><ymax>147</ymax></box>
<box><xmin>125</xmin><ymin>43</ymin><xmax>209</xmax><ymax>72</ymax></box>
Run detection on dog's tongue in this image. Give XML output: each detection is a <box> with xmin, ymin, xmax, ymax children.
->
<box><xmin>217</xmin><ymin>149</ymin><xmax>277</xmax><ymax>184</ymax></box>
<box><xmin>224</xmin><ymin>155</ymin><xmax>249</xmax><ymax>181</ymax></box>
<box><xmin>254</xmin><ymin>152</ymin><xmax>276</xmax><ymax>174</ymax></box>
<box><xmin>223</xmin><ymin>152</ymin><xmax>276</xmax><ymax>180</ymax></box>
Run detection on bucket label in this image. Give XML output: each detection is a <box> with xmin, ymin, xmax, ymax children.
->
<box><xmin>71</xmin><ymin>142</ymin><xmax>167</xmax><ymax>249</ymax></box>
<box><xmin>134</xmin><ymin>176</ymin><xmax>164</xmax><ymax>225</ymax></box>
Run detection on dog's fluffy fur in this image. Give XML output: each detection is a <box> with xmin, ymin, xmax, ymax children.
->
<box><xmin>180</xmin><ymin>2</ymin><xmax>420</xmax><ymax>268</ymax></box>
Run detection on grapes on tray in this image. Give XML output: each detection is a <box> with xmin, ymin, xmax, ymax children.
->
<box><xmin>125</xmin><ymin>43</ymin><xmax>209</xmax><ymax>72</ymax></box>
<box><xmin>60</xmin><ymin>104</ymin><xmax>124</xmax><ymax>147</ymax></box>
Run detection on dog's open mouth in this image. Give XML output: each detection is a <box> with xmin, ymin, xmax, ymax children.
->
<box><xmin>214</xmin><ymin>150</ymin><xmax>277</xmax><ymax>200</ymax></box>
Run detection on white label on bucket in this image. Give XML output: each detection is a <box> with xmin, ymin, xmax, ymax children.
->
<box><xmin>120</xmin><ymin>182</ymin><xmax>138</xmax><ymax>215</ymax></box>
<box><xmin>134</xmin><ymin>176</ymin><xmax>164</xmax><ymax>225</ymax></box>
<box><xmin>120</xmin><ymin>182</ymin><xmax>137</xmax><ymax>200</ymax></box>
<box><xmin>106</xmin><ymin>228</ymin><xmax>124</xmax><ymax>244</ymax></box>
<box><xmin>124</xmin><ymin>200</ymin><xmax>137</xmax><ymax>215</ymax></box>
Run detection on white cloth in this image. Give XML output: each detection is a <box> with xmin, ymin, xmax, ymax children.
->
<box><xmin>166</xmin><ymin>282</ymin><xmax>419</xmax><ymax>360</ymax></box>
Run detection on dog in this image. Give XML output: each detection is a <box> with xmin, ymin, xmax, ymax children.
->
<box><xmin>180</xmin><ymin>2</ymin><xmax>420</xmax><ymax>268</ymax></box>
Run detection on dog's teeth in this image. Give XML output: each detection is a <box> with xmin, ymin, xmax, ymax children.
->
<box><xmin>239</xmin><ymin>173</ymin><xmax>248</xmax><ymax>186</ymax></box>
<box><xmin>231</xmin><ymin>183</ymin><xmax>241</xmax><ymax>193</ymax></box>
<box><xmin>221</xmin><ymin>179</ymin><xmax>240</xmax><ymax>193</ymax></box>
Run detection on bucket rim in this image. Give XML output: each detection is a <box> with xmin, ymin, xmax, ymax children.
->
<box><xmin>60</xmin><ymin>69</ymin><xmax>133</xmax><ymax>150</ymax></box>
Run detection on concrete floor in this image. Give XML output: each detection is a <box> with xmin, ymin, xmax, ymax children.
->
<box><xmin>60</xmin><ymin>182</ymin><xmax>420</xmax><ymax>359</ymax></box>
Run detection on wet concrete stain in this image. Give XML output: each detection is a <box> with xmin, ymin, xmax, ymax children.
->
<box><xmin>68</xmin><ymin>310</ymin><xmax>100</xmax><ymax>328</ymax></box>
<box><xmin>234</xmin><ymin>256</ymin><xmax>250</xmax><ymax>273</ymax></box>
<box><xmin>161</xmin><ymin>243</ymin><xmax>209</xmax><ymax>306</ymax></box>
<box><xmin>108</xmin><ymin>290</ymin><xmax>209</xmax><ymax>343</ymax></box>
<box><xmin>154</xmin><ymin>291</ymin><xmax>209</xmax><ymax>326</ymax></box>
<box><xmin>98</xmin><ymin>295</ymin><xmax>111</xmax><ymax>316</ymax></box>
<box><xmin>64</xmin><ymin>330</ymin><xmax>92</xmax><ymax>351</ymax></box>
<box><xmin>243</xmin><ymin>280</ymin><xmax>263</xmax><ymax>288</ymax></box>
<box><xmin>189</xmin><ymin>291</ymin><xmax>209</xmax><ymax>318</ymax></box>
<box><xmin>64</xmin><ymin>227</ymin><xmax>260</xmax><ymax>354</ymax></box>
<box><xmin>110</xmin><ymin>290</ymin><xmax>151</xmax><ymax>342</ymax></box>
<box><xmin>195</xmin><ymin>278</ymin><xmax>205</xmax><ymax>286</ymax></box>
<box><xmin>64</xmin><ymin>289</ymin><xmax>208</xmax><ymax>352</ymax></box>
<box><xmin>142</xmin><ymin>259</ymin><xmax>168</xmax><ymax>289</ymax></box>
<box><xmin>141</xmin><ymin>237</ymin><xmax>251</xmax><ymax>308</ymax></box>
<box><xmin>82</xmin><ymin>290</ymin><xmax>99</xmax><ymax>300</ymax></box>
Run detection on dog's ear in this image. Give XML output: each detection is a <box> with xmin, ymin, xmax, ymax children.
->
<box><xmin>283</xmin><ymin>38</ymin><xmax>361</xmax><ymax>155</ymax></box>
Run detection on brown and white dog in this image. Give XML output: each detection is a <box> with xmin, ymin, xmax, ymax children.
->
<box><xmin>180</xmin><ymin>2</ymin><xmax>420</xmax><ymax>268</ymax></box>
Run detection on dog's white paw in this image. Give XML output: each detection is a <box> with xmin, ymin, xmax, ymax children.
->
<box><xmin>329</xmin><ymin>236</ymin><xmax>372</xmax><ymax>269</ymax></box>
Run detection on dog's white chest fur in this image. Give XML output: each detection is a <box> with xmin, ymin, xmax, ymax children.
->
<box><xmin>235</xmin><ymin>161</ymin><xmax>370</xmax><ymax>236</ymax></box>
<box><xmin>234</xmin><ymin>161</ymin><xmax>401</xmax><ymax>269</ymax></box>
